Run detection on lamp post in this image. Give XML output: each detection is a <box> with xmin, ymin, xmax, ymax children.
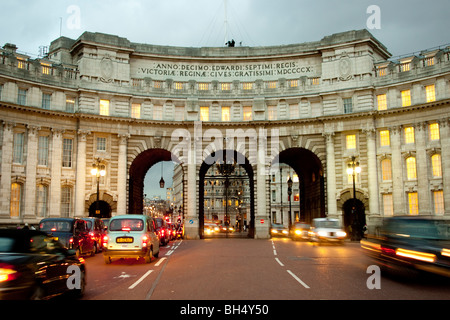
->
<box><xmin>91</xmin><ymin>158</ymin><xmax>106</xmax><ymax>216</ymax></box>
<box><xmin>287</xmin><ymin>176</ymin><xmax>293</xmax><ymax>231</ymax></box>
<box><xmin>346</xmin><ymin>156</ymin><xmax>361</xmax><ymax>240</ymax></box>
<box><xmin>217</xmin><ymin>149</ymin><xmax>235</xmax><ymax>236</ymax></box>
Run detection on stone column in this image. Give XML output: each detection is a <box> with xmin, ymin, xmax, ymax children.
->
<box><xmin>74</xmin><ymin>130</ymin><xmax>90</xmax><ymax>217</ymax></box>
<box><xmin>49</xmin><ymin>129</ymin><xmax>64</xmax><ymax>217</ymax></box>
<box><xmin>415</xmin><ymin>122</ymin><xmax>431</xmax><ymax>214</ymax></box>
<box><xmin>0</xmin><ymin>122</ymin><xmax>14</xmax><ymax>218</ymax></box>
<box><xmin>439</xmin><ymin>119</ymin><xmax>450</xmax><ymax>216</ymax></box>
<box><xmin>117</xmin><ymin>133</ymin><xmax>130</xmax><ymax>216</ymax></box>
<box><xmin>24</xmin><ymin>125</ymin><xmax>39</xmax><ymax>219</ymax></box>
<box><xmin>184</xmin><ymin>160</ymin><xmax>198</xmax><ymax>239</ymax></box>
<box><xmin>255</xmin><ymin>161</ymin><xmax>270</xmax><ymax>239</ymax></box>
<box><xmin>323</xmin><ymin>132</ymin><xmax>337</xmax><ymax>218</ymax></box>
<box><xmin>365</xmin><ymin>129</ymin><xmax>379</xmax><ymax>216</ymax></box>
<box><xmin>390</xmin><ymin>126</ymin><xmax>405</xmax><ymax>214</ymax></box>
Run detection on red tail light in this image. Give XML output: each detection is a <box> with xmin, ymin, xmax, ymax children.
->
<box><xmin>102</xmin><ymin>235</ymin><xmax>108</xmax><ymax>247</ymax></box>
<box><xmin>142</xmin><ymin>235</ymin><xmax>149</xmax><ymax>247</ymax></box>
<box><xmin>0</xmin><ymin>264</ymin><xmax>19</xmax><ymax>282</ymax></box>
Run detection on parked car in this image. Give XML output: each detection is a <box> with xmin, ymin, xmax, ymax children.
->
<box><xmin>291</xmin><ymin>222</ymin><xmax>311</xmax><ymax>241</ymax></box>
<box><xmin>0</xmin><ymin>229</ymin><xmax>86</xmax><ymax>300</ymax></box>
<box><xmin>82</xmin><ymin>217</ymin><xmax>106</xmax><ymax>253</ymax></box>
<box><xmin>39</xmin><ymin>218</ymin><xmax>95</xmax><ymax>257</ymax></box>
<box><xmin>270</xmin><ymin>223</ymin><xmax>289</xmax><ymax>237</ymax></box>
<box><xmin>155</xmin><ymin>217</ymin><xmax>171</xmax><ymax>246</ymax></box>
<box><xmin>309</xmin><ymin>218</ymin><xmax>347</xmax><ymax>244</ymax></box>
<box><xmin>102</xmin><ymin>215</ymin><xmax>160</xmax><ymax>264</ymax></box>
<box><xmin>361</xmin><ymin>216</ymin><xmax>450</xmax><ymax>278</ymax></box>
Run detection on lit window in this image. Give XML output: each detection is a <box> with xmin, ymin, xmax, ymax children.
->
<box><xmin>377</xmin><ymin>94</ymin><xmax>387</xmax><ymax>110</ymax></box>
<box><xmin>243</xmin><ymin>106</ymin><xmax>252</xmax><ymax>121</ymax></box>
<box><xmin>174</xmin><ymin>82</ymin><xmax>184</xmax><ymax>90</ymax></box>
<box><xmin>406</xmin><ymin>157</ymin><xmax>417</xmax><ymax>180</ymax></box>
<box><xmin>429</xmin><ymin>123</ymin><xmax>440</xmax><ymax>141</ymax></box>
<box><xmin>401</xmin><ymin>90</ymin><xmax>411</xmax><ymax>107</ymax></box>
<box><xmin>425</xmin><ymin>85</ymin><xmax>436</xmax><ymax>102</ymax></box>
<box><xmin>383</xmin><ymin>194</ymin><xmax>393</xmax><ymax>216</ymax></box>
<box><xmin>381</xmin><ymin>159</ymin><xmax>392</xmax><ymax>181</ymax></box>
<box><xmin>221</xmin><ymin>107</ymin><xmax>230</xmax><ymax>122</ymax></box>
<box><xmin>433</xmin><ymin>191</ymin><xmax>444</xmax><ymax>215</ymax></box>
<box><xmin>408</xmin><ymin>192</ymin><xmax>419</xmax><ymax>215</ymax></box>
<box><xmin>200</xmin><ymin>107</ymin><xmax>209</xmax><ymax>121</ymax></box>
<box><xmin>153</xmin><ymin>81</ymin><xmax>163</xmax><ymax>89</ymax></box>
<box><xmin>131</xmin><ymin>103</ymin><xmax>141</xmax><ymax>119</ymax></box>
<box><xmin>10</xmin><ymin>183</ymin><xmax>21</xmax><ymax>217</ymax></box>
<box><xmin>198</xmin><ymin>83</ymin><xmax>209</xmax><ymax>91</ymax></box>
<box><xmin>62</xmin><ymin>138</ymin><xmax>73</xmax><ymax>168</ymax></box>
<box><xmin>431</xmin><ymin>154</ymin><xmax>442</xmax><ymax>178</ymax></box>
<box><xmin>221</xmin><ymin>83</ymin><xmax>231</xmax><ymax>91</ymax></box>
<box><xmin>242</xmin><ymin>82</ymin><xmax>253</xmax><ymax>90</ymax></box>
<box><xmin>17</xmin><ymin>58</ymin><xmax>26</xmax><ymax>69</ymax></box>
<box><xmin>377</xmin><ymin>67</ymin><xmax>387</xmax><ymax>77</ymax></box>
<box><xmin>379</xmin><ymin>130</ymin><xmax>390</xmax><ymax>147</ymax></box>
<box><xmin>96</xmin><ymin>137</ymin><xmax>106</xmax><ymax>152</ymax></box>
<box><xmin>400</xmin><ymin>61</ymin><xmax>411</xmax><ymax>72</ymax></box>
<box><xmin>36</xmin><ymin>184</ymin><xmax>48</xmax><ymax>217</ymax></box>
<box><xmin>41</xmin><ymin>63</ymin><xmax>51</xmax><ymax>75</ymax></box>
<box><xmin>289</xmin><ymin>80</ymin><xmax>298</xmax><ymax>88</ymax></box>
<box><xmin>267</xmin><ymin>81</ymin><xmax>277</xmax><ymax>89</ymax></box>
<box><xmin>311</xmin><ymin>78</ymin><xmax>320</xmax><ymax>85</ymax></box>
<box><xmin>268</xmin><ymin>106</ymin><xmax>276</xmax><ymax>120</ymax></box>
<box><xmin>424</xmin><ymin>57</ymin><xmax>435</xmax><ymax>67</ymax></box>
<box><xmin>99</xmin><ymin>99</ymin><xmax>110</xmax><ymax>116</ymax></box>
<box><xmin>404</xmin><ymin>127</ymin><xmax>415</xmax><ymax>144</ymax></box>
<box><xmin>346</xmin><ymin>135</ymin><xmax>356</xmax><ymax>150</ymax></box>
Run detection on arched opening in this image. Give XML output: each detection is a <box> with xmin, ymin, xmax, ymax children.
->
<box><xmin>199</xmin><ymin>150</ymin><xmax>255</xmax><ymax>239</ymax></box>
<box><xmin>272</xmin><ymin>148</ymin><xmax>325</xmax><ymax>226</ymax></box>
<box><xmin>88</xmin><ymin>200</ymin><xmax>112</xmax><ymax>218</ymax></box>
<box><xmin>343</xmin><ymin>198</ymin><xmax>366</xmax><ymax>241</ymax></box>
<box><xmin>128</xmin><ymin>148</ymin><xmax>179</xmax><ymax>215</ymax></box>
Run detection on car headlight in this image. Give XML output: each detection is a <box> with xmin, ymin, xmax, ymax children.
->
<box><xmin>318</xmin><ymin>231</ymin><xmax>327</xmax><ymax>237</ymax></box>
<box><xmin>336</xmin><ymin>231</ymin><xmax>347</xmax><ymax>238</ymax></box>
<box><xmin>282</xmin><ymin>230</ymin><xmax>288</xmax><ymax>234</ymax></box>
<box><xmin>271</xmin><ymin>229</ymin><xmax>278</xmax><ymax>233</ymax></box>
<box><xmin>295</xmin><ymin>230</ymin><xmax>302</xmax><ymax>235</ymax></box>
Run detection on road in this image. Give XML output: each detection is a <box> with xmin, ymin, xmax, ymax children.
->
<box><xmin>81</xmin><ymin>237</ymin><xmax>450</xmax><ymax>301</ymax></box>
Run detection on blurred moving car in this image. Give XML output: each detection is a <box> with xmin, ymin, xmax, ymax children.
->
<box><xmin>155</xmin><ymin>218</ymin><xmax>171</xmax><ymax>246</ymax></box>
<box><xmin>271</xmin><ymin>223</ymin><xmax>289</xmax><ymax>237</ymax></box>
<box><xmin>82</xmin><ymin>217</ymin><xmax>106</xmax><ymax>253</ymax></box>
<box><xmin>103</xmin><ymin>215</ymin><xmax>160</xmax><ymax>264</ymax></box>
<box><xmin>361</xmin><ymin>216</ymin><xmax>450</xmax><ymax>278</ymax></box>
<box><xmin>39</xmin><ymin>218</ymin><xmax>95</xmax><ymax>257</ymax></box>
<box><xmin>309</xmin><ymin>218</ymin><xmax>346</xmax><ymax>244</ymax></box>
<box><xmin>291</xmin><ymin>222</ymin><xmax>311</xmax><ymax>241</ymax></box>
<box><xmin>0</xmin><ymin>229</ymin><xmax>86</xmax><ymax>300</ymax></box>
<box><xmin>204</xmin><ymin>223</ymin><xmax>219</xmax><ymax>235</ymax></box>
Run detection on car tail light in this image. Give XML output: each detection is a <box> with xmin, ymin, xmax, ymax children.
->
<box><xmin>381</xmin><ymin>246</ymin><xmax>396</xmax><ymax>255</ymax></box>
<box><xmin>102</xmin><ymin>235</ymin><xmax>108</xmax><ymax>247</ymax></box>
<box><xmin>69</xmin><ymin>237</ymin><xmax>74</xmax><ymax>248</ymax></box>
<box><xmin>396</xmin><ymin>248</ymin><xmax>436</xmax><ymax>263</ymax></box>
<box><xmin>0</xmin><ymin>264</ymin><xmax>18</xmax><ymax>282</ymax></box>
<box><xmin>142</xmin><ymin>235</ymin><xmax>149</xmax><ymax>247</ymax></box>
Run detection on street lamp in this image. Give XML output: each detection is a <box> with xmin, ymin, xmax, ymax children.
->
<box><xmin>346</xmin><ymin>156</ymin><xmax>361</xmax><ymax>240</ymax></box>
<box><xmin>91</xmin><ymin>158</ymin><xmax>106</xmax><ymax>216</ymax></box>
<box><xmin>287</xmin><ymin>176</ymin><xmax>293</xmax><ymax>230</ymax></box>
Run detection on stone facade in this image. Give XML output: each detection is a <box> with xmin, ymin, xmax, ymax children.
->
<box><xmin>0</xmin><ymin>29</ymin><xmax>449</xmax><ymax>238</ymax></box>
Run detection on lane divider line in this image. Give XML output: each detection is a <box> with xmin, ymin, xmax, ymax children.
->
<box><xmin>287</xmin><ymin>270</ymin><xmax>310</xmax><ymax>289</ymax></box>
<box><xmin>275</xmin><ymin>257</ymin><xmax>284</xmax><ymax>267</ymax></box>
<box><xmin>154</xmin><ymin>257</ymin><xmax>166</xmax><ymax>267</ymax></box>
<box><xmin>128</xmin><ymin>270</ymin><xmax>153</xmax><ymax>290</ymax></box>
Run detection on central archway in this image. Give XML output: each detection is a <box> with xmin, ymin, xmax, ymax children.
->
<box><xmin>199</xmin><ymin>150</ymin><xmax>255</xmax><ymax>239</ymax></box>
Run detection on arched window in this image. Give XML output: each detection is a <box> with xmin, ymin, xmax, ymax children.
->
<box><xmin>406</xmin><ymin>157</ymin><xmax>417</xmax><ymax>180</ymax></box>
<box><xmin>431</xmin><ymin>154</ymin><xmax>442</xmax><ymax>178</ymax></box>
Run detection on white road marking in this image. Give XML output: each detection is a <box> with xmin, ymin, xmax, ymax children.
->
<box><xmin>275</xmin><ymin>258</ymin><xmax>284</xmax><ymax>267</ymax></box>
<box><xmin>128</xmin><ymin>270</ymin><xmax>153</xmax><ymax>289</ymax></box>
<box><xmin>287</xmin><ymin>270</ymin><xmax>310</xmax><ymax>289</ymax></box>
<box><xmin>155</xmin><ymin>257</ymin><xmax>167</xmax><ymax>267</ymax></box>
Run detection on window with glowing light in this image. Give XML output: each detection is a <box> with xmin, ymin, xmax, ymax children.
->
<box><xmin>406</xmin><ymin>157</ymin><xmax>417</xmax><ymax>180</ymax></box>
<box><xmin>401</xmin><ymin>90</ymin><xmax>411</xmax><ymax>107</ymax></box>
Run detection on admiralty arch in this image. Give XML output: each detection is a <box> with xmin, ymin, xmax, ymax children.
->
<box><xmin>0</xmin><ymin>29</ymin><xmax>449</xmax><ymax>239</ymax></box>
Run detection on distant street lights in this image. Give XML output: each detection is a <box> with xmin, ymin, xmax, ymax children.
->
<box><xmin>91</xmin><ymin>158</ymin><xmax>106</xmax><ymax>216</ymax></box>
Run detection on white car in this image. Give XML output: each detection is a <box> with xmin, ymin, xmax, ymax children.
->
<box><xmin>309</xmin><ymin>218</ymin><xmax>346</xmax><ymax>244</ymax></box>
<box><xmin>103</xmin><ymin>215</ymin><xmax>160</xmax><ymax>264</ymax></box>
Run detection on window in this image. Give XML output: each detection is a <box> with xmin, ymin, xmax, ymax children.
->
<box><xmin>66</xmin><ymin>98</ymin><xmax>75</xmax><ymax>112</ymax></box>
<box><xmin>243</xmin><ymin>106</ymin><xmax>252</xmax><ymax>121</ymax></box>
<box><xmin>311</xmin><ymin>78</ymin><xmax>320</xmax><ymax>85</ymax></box>
<box><xmin>131</xmin><ymin>103</ymin><xmax>141</xmax><ymax>119</ymax></box>
<box><xmin>267</xmin><ymin>81</ymin><xmax>277</xmax><ymax>89</ymax></box>
<box><xmin>10</xmin><ymin>183</ymin><xmax>21</xmax><ymax>217</ymax></box>
<box><xmin>289</xmin><ymin>80</ymin><xmax>298</xmax><ymax>88</ymax></box>
<box><xmin>404</xmin><ymin>127</ymin><xmax>415</xmax><ymax>144</ymax></box>
<box><xmin>406</xmin><ymin>157</ymin><xmax>417</xmax><ymax>180</ymax></box>
<box><xmin>431</xmin><ymin>154</ymin><xmax>442</xmax><ymax>178</ymax></box>
<box><xmin>96</xmin><ymin>137</ymin><xmax>106</xmax><ymax>152</ymax></box>
<box><xmin>36</xmin><ymin>184</ymin><xmax>48</xmax><ymax>217</ymax></box>
<box><xmin>99</xmin><ymin>99</ymin><xmax>110</xmax><ymax>116</ymax></box>
<box><xmin>221</xmin><ymin>83</ymin><xmax>231</xmax><ymax>91</ymax></box>
<box><xmin>400</xmin><ymin>62</ymin><xmax>410</xmax><ymax>72</ymax></box>
<box><xmin>424</xmin><ymin>57</ymin><xmax>435</xmax><ymax>67</ymax></box>
<box><xmin>41</xmin><ymin>63</ymin><xmax>51</xmax><ymax>75</ymax></box>
<box><xmin>174</xmin><ymin>82</ymin><xmax>184</xmax><ymax>90</ymax></box>
<box><xmin>61</xmin><ymin>186</ymin><xmax>72</xmax><ymax>217</ymax></box>
<box><xmin>242</xmin><ymin>82</ymin><xmax>253</xmax><ymax>90</ymax></box>
<box><xmin>17</xmin><ymin>58</ymin><xmax>26</xmax><ymax>69</ymax></box>
<box><xmin>221</xmin><ymin>107</ymin><xmax>230</xmax><ymax>122</ymax></box>
<box><xmin>377</xmin><ymin>94</ymin><xmax>387</xmax><ymax>110</ymax></box>
<box><xmin>38</xmin><ymin>135</ymin><xmax>49</xmax><ymax>166</ymax></box>
<box><xmin>433</xmin><ymin>191</ymin><xmax>444</xmax><ymax>215</ymax></box>
<box><xmin>42</xmin><ymin>93</ymin><xmax>51</xmax><ymax>109</ymax></box>
<box><xmin>379</xmin><ymin>130</ymin><xmax>390</xmax><ymax>147</ymax></box>
<box><xmin>62</xmin><ymin>138</ymin><xmax>73</xmax><ymax>168</ymax></box>
<box><xmin>401</xmin><ymin>90</ymin><xmax>411</xmax><ymax>107</ymax></box>
<box><xmin>343</xmin><ymin>98</ymin><xmax>352</xmax><ymax>114</ymax></box>
<box><xmin>268</xmin><ymin>106</ymin><xmax>276</xmax><ymax>120</ymax></box>
<box><xmin>408</xmin><ymin>192</ymin><xmax>419</xmax><ymax>215</ymax></box>
<box><xmin>377</xmin><ymin>67</ymin><xmax>387</xmax><ymax>77</ymax></box>
<box><xmin>425</xmin><ymin>85</ymin><xmax>436</xmax><ymax>103</ymax></box>
<box><xmin>13</xmin><ymin>132</ymin><xmax>24</xmax><ymax>164</ymax></box>
<box><xmin>198</xmin><ymin>83</ymin><xmax>209</xmax><ymax>91</ymax></box>
<box><xmin>381</xmin><ymin>159</ymin><xmax>392</xmax><ymax>181</ymax></box>
<box><xmin>429</xmin><ymin>123</ymin><xmax>440</xmax><ymax>141</ymax></box>
<box><xmin>153</xmin><ymin>81</ymin><xmax>163</xmax><ymax>89</ymax></box>
<box><xmin>153</xmin><ymin>106</ymin><xmax>162</xmax><ymax>120</ymax></box>
<box><xmin>17</xmin><ymin>88</ymin><xmax>27</xmax><ymax>105</ymax></box>
<box><xmin>346</xmin><ymin>135</ymin><xmax>356</xmax><ymax>150</ymax></box>
<box><xmin>382</xmin><ymin>194</ymin><xmax>393</xmax><ymax>216</ymax></box>
<box><xmin>200</xmin><ymin>107</ymin><xmax>209</xmax><ymax>121</ymax></box>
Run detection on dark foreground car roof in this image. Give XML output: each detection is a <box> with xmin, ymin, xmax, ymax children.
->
<box><xmin>0</xmin><ymin>229</ymin><xmax>50</xmax><ymax>253</ymax></box>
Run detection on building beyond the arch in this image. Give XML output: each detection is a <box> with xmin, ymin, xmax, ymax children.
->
<box><xmin>0</xmin><ymin>29</ymin><xmax>449</xmax><ymax>239</ymax></box>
